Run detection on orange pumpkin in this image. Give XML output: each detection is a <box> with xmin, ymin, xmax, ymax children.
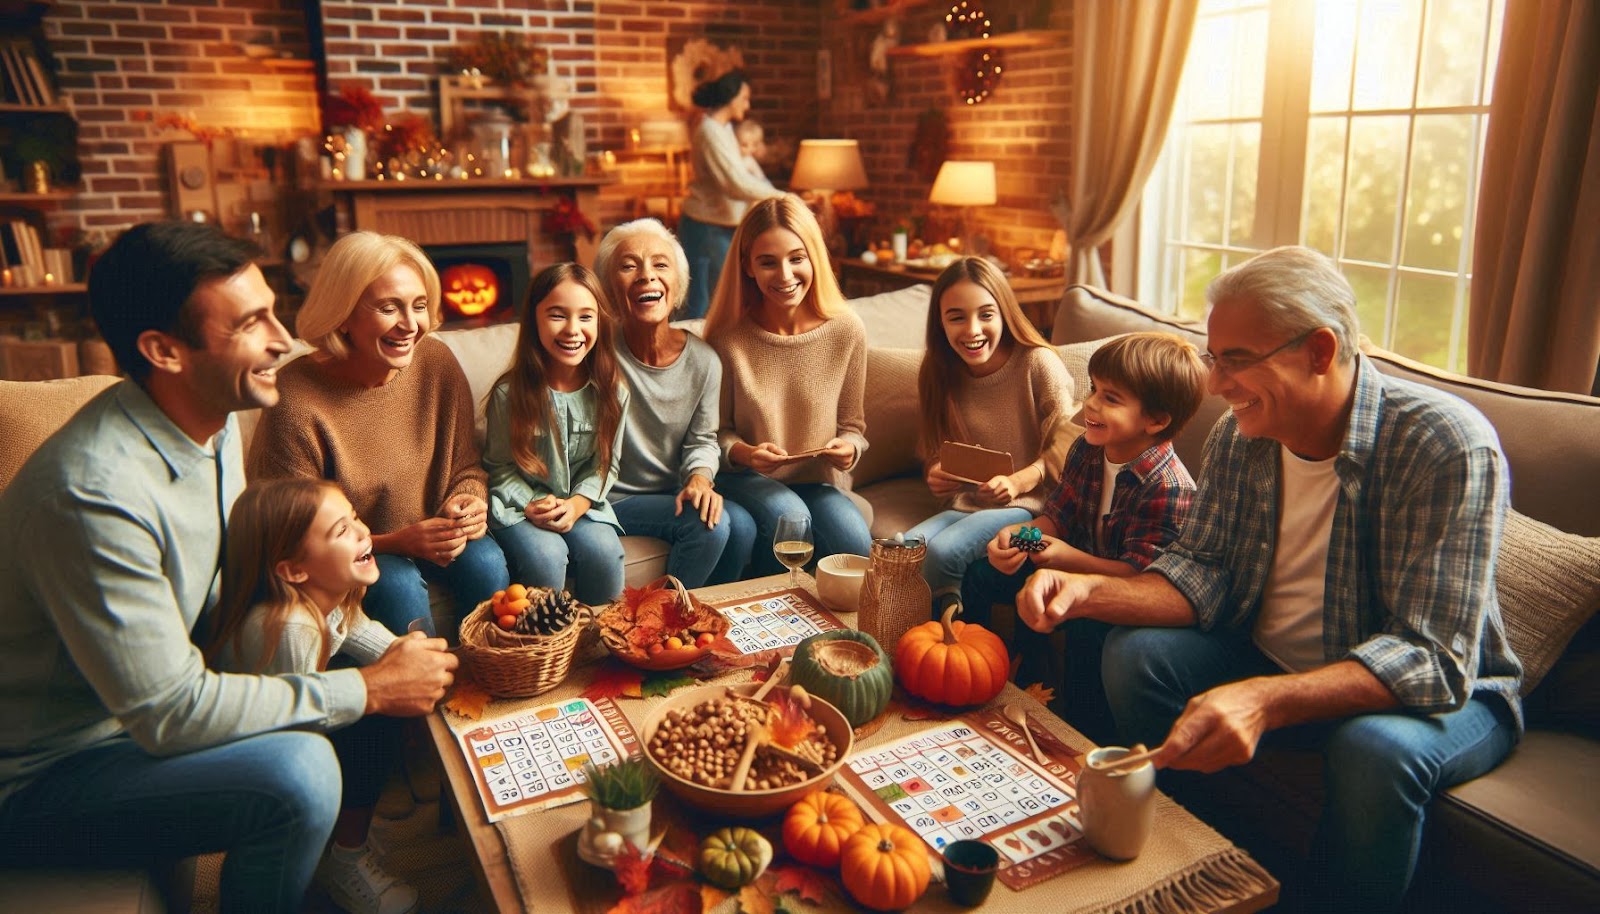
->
<box><xmin>440</xmin><ymin>262</ymin><xmax>500</xmax><ymax>316</ymax></box>
<box><xmin>782</xmin><ymin>790</ymin><xmax>865</xmax><ymax>867</ymax></box>
<box><xmin>894</xmin><ymin>603</ymin><xmax>1009</xmax><ymax>707</ymax></box>
<box><xmin>840</xmin><ymin>823</ymin><xmax>931</xmax><ymax>910</ymax></box>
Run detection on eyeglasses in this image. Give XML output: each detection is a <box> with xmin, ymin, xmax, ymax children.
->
<box><xmin>1200</xmin><ymin>330</ymin><xmax>1314</xmax><ymax>376</ymax></box>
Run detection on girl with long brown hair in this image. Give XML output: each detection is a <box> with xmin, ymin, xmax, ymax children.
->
<box><xmin>205</xmin><ymin>477</ymin><xmax>421</xmax><ymax>914</ymax></box>
<box><xmin>484</xmin><ymin>262</ymin><xmax>630</xmax><ymax>604</ymax></box>
<box><xmin>908</xmin><ymin>256</ymin><xmax>1076</xmax><ymax>602</ymax></box>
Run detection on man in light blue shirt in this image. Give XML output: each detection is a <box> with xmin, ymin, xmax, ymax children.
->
<box><xmin>0</xmin><ymin>222</ymin><xmax>459</xmax><ymax>913</ymax></box>
<box><xmin>1019</xmin><ymin>247</ymin><xmax>1520</xmax><ymax>912</ymax></box>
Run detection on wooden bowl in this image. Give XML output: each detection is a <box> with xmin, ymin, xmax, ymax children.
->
<box><xmin>640</xmin><ymin>682</ymin><xmax>855</xmax><ymax>820</ymax></box>
<box><xmin>597</xmin><ymin>576</ymin><xmax>731</xmax><ymax>671</ymax></box>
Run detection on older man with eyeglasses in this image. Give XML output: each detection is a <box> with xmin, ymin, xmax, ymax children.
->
<box><xmin>1018</xmin><ymin>246</ymin><xmax>1521</xmax><ymax>912</ymax></box>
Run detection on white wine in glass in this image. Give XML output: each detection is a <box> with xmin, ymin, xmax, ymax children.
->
<box><xmin>773</xmin><ymin>513</ymin><xmax>814</xmax><ymax>585</ymax></box>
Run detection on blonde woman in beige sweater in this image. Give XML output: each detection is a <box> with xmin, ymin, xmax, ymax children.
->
<box><xmin>704</xmin><ymin>195</ymin><xmax>872</xmax><ymax>577</ymax></box>
<box><xmin>907</xmin><ymin>256</ymin><xmax>1076</xmax><ymax>603</ymax></box>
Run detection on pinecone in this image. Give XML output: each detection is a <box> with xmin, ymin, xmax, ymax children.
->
<box><xmin>1009</xmin><ymin>526</ymin><xmax>1048</xmax><ymax>554</ymax></box>
<box><xmin>513</xmin><ymin>588</ymin><xmax>579</xmax><ymax>636</ymax></box>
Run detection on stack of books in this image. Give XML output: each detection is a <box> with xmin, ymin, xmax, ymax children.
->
<box><xmin>0</xmin><ymin>221</ymin><xmax>73</xmax><ymax>288</ymax></box>
<box><xmin>0</xmin><ymin>39</ymin><xmax>56</xmax><ymax>107</ymax></box>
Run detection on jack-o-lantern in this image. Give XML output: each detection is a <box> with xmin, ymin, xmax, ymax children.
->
<box><xmin>441</xmin><ymin>263</ymin><xmax>500</xmax><ymax>317</ymax></box>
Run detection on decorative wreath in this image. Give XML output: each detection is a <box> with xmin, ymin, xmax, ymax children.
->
<box><xmin>946</xmin><ymin>1</ymin><xmax>1002</xmax><ymax>105</ymax></box>
<box><xmin>670</xmin><ymin>39</ymin><xmax>747</xmax><ymax>111</ymax></box>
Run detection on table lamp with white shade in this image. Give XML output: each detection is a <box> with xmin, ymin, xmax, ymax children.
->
<box><xmin>928</xmin><ymin>159</ymin><xmax>996</xmax><ymax>255</ymax></box>
<box><xmin>789</xmin><ymin>139</ymin><xmax>869</xmax><ymax>252</ymax></box>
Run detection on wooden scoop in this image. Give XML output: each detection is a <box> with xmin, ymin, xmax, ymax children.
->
<box><xmin>1003</xmin><ymin>702</ymin><xmax>1050</xmax><ymax>766</ymax></box>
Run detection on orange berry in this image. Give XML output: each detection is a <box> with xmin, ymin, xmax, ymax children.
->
<box><xmin>665</xmin><ymin>636</ymin><xmax>684</xmax><ymax>651</ymax></box>
<box><xmin>496</xmin><ymin>613</ymin><xmax>518</xmax><ymax>630</ymax></box>
<box><xmin>507</xmin><ymin>598</ymin><xmax>531</xmax><ymax>613</ymax></box>
<box><xmin>506</xmin><ymin>583</ymin><xmax>528</xmax><ymax>601</ymax></box>
<box><xmin>696</xmin><ymin>632</ymin><xmax>715</xmax><ymax>648</ymax></box>
<box><xmin>647</xmin><ymin>642</ymin><xmax>665</xmax><ymax>656</ymax></box>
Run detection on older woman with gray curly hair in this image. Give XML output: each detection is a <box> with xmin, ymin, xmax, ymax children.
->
<box><xmin>594</xmin><ymin>218</ymin><xmax>755</xmax><ymax>585</ymax></box>
<box><xmin>249</xmin><ymin>231</ymin><xmax>509</xmax><ymax>635</ymax></box>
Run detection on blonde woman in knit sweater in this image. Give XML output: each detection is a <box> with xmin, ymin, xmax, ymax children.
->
<box><xmin>907</xmin><ymin>257</ymin><xmax>1077</xmax><ymax>602</ymax></box>
<box><xmin>249</xmin><ymin>232</ymin><xmax>509</xmax><ymax>637</ymax></box>
<box><xmin>705</xmin><ymin>194</ymin><xmax>873</xmax><ymax>577</ymax></box>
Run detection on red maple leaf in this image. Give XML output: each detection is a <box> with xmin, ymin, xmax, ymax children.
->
<box><xmin>581</xmin><ymin>663</ymin><xmax>645</xmax><ymax>701</ymax></box>
<box><xmin>766</xmin><ymin>864</ymin><xmax>836</xmax><ymax>904</ymax></box>
<box><xmin>604</xmin><ymin>883</ymin><xmax>700</xmax><ymax>914</ymax></box>
<box><xmin>613</xmin><ymin>843</ymin><xmax>652</xmax><ymax>895</ymax></box>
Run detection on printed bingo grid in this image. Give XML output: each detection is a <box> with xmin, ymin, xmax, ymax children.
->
<box><xmin>455</xmin><ymin>696</ymin><xmax>639</xmax><ymax>823</ymax></box>
<box><xmin>712</xmin><ymin>588</ymin><xmax>843</xmax><ymax>655</ymax></box>
<box><xmin>840</xmin><ymin>721</ymin><xmax>1088</xmax><ymax>877</ymax></box>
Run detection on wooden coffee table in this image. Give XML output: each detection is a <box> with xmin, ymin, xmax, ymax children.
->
<box><xmin>426</xmin><ymin>575</ymin><xmax>1279</xmax><ymax>914</ymax></box>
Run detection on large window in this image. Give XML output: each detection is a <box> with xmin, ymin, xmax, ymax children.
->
<box><xmin>1137</xmin><ymin>0</ymin><xmax>1503</xmax><ymax>372</ymax></box>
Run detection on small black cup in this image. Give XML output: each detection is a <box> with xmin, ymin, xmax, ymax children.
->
<box><xmin>942</xmin><ymin>839</ymin><xmax>1000</xmax><ymax>906</ymax></box>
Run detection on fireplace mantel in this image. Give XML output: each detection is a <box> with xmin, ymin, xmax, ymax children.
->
<box><xmin>325</xmin><ymin>176</ymin><xmax>616</xmax><ymax>268</ymax></box>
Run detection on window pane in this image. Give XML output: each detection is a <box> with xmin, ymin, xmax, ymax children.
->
<box><xmin>1343</xmin><ymin>262</ymin><xmax>1394</xmax><ymax>345</ymax></box>
<box><xmin>1228</xmin><ymin>123</ymin><xmax>1260</xmax><ymax>245</ymax></box>
<box><xmin>1310</xmin><ymin>0</ymin><xmax>1359</xmax><ymax>112</ymax></box>
<box><xmin>1183</xmin><ymin>125</ymin><xmax>1230</xmax><ymax>244</ymax></box>
<box><xmin>1187</xmin><ymin>15</ymin><xmax>1241</xmax><ymax>121</ymax></box>
<box><xmin>1179</xmin><ymin>248</ymin><xmax>1222</xmax><ymax>321</ymax></box>
<box><xmin>1417</xmin><ymin>0</ymin><xmax>1490</xmax><ymax>108</ymax></box>
<box><xmin>1341</xmin><ymin>116</ymin><xmax>1408</xmax><ymax>263</ymax></box>
<box><xmin>1230</xmin><ymin>8</ymin><xmax>1269</xmax><ymax>119</ymax></box>
<box><xmin>1351</xmin><ymin>0</ymin><xmax>1423</xmax><ymax>110</ymax></box>
<box><xmin>1393</xmin><ymin>271</ymin><xmax>1460</xmax><ymax>368</ymax></box>
<box><xmin>1301</xmin><ymin>116</ymin><xmax>1348</xmax><ymax>254</ymax></box>
<box><xmin>1483</xmin><ymin>0</ymin><xmax>1504</xmax><ymax>102</ymax></box>
<box><xmin>1402</xmin><ymin>114</ymin><xmax>1475</xmax><ymax>272</ymax></box>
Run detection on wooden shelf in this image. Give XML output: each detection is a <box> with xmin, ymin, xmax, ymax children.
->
<box><xmin>0</xmin><ymin>190</ymin><xmax>73</xmax><ymax>205</ymax></box>
<box><xmin>0</xmin><ymin>101</ymin><xmax>68</xmax><ymax>114</ymax></box>
<box><xmin>836</xmin><ymin>0</ymin><xmax>931</xmax><ymax>26</ymax></box>
<box><xmin>0</xmin><ymin>282</ymin><xmax>85</xmax><ymax>296</ymax></box>
<box><xmin>322</xmin><ymin>176</ymin><xmax>616</xmax><ymax>193</ymax></box>
<box><xmin>887</xmin><ymin>29</ymin><xmax>1069</xmax><ymax>57</ymax></box>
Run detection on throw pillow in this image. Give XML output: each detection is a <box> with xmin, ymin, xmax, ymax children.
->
<box><xmin>855</xmin><ymin>347</ymin><xmax>923</xmax><ymax>488</ymax></box>
<box><xmin>0</xmin><ymin>375</ymin><xmax>119</xmax><ymax>492</ymax></box>
<box><xmin>1495</xmin><ymin>509</ymin><xmax>1600</xmax><ymax>695</ymax></box>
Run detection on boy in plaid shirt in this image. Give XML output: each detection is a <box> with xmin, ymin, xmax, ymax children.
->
<box><xmin>960</xmin><ymin>332</ymin><xmax>1205</xmax><ymax>740</ymax></box>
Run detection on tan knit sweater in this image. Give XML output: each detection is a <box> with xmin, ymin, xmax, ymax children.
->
<box><xmin>942</xmin><ymin>344</ymin><xmax>1078</xmax><ymax>516</ymax></box>
<box><xmin>713</xmin><ymin>310</ymin><xmax>869</xmax><ymax>487</ymax></box>
<box><xmin>248</xmin><ymin>336</ymin><xmax>488</xmax><ymax>535</ymax></box>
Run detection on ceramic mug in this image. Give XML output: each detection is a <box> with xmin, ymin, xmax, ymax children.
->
<box><xmin>815</xmin><ymin>553</ymin><xmax>869</xmax><ymax>612</ymax></box>
<box><xmin>1078</xmin><ymin>746</ymin><xmax>1157</xmax><ymax>860</ymax></box>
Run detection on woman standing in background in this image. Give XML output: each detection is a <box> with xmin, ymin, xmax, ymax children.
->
<box><xmin>678</xmin><ymin>70</ymin><xmax>778</xmax><ymax>320</ymax></box>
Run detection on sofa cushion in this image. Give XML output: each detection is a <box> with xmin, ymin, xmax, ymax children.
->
<box><xmin>0</xmin><ymin>374</ymin><xmax>119</xmax><ymax>492</ymax></box>
<box><xmin>849</xmin><ymin>284</ymin><xmax>932</xmax><ymax>350</ymax></box>
<box><xmin>858</xmin><ymin>475</ymin><xmax>941</xmax><ymax>540</ymax></box>
<box><xmin>1050</xmin><ymin>284</ymin><xmax>1207</xmax><ymax>348</ymax></box>
<box><xmin>1495</xmin><ymin>510</ymin><xmax>1600</xmax><ymax>695</ymax></box>
<box><xmin>857</xmin><ymin>347</ymin><xmax>924</xmax><ymax>487</ymax></box>
<box><xmin>434</xmin><ymin>323</ymin><xmax>519</xmax><ymax>446</ymax></box>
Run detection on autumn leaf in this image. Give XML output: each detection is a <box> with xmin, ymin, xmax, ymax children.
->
<box><xmin>1021</xmin><ymin>681</ymin><xmax>1057</xmax><ymax>707</ymax></box>
<box><xmin>640</xmin><ymin>672</ymin><xmax>697</xmax><ymax>698</ymax></box>
<box><xmin>737</xmin><ymin>882</ymin><xmax>775</xmax><ymax>914</ymax></box>
<box><xmin>699</xmin><ymin>884</ymin><xmax>732</xmax><ymax>913</ymax></box>
<box><xmin>766</xmin><ymin>864</ymin><xmax>835</xmax><ymax>905</ymax></box>
<box><xmin>442</xmin><ymin>678</ymin><xmax>493</xmax><ymax>720</ymax></box>
<box><xmin>766</xmin><ymin>691</ymin><xmax>814</xmax><ymax>749</ymax></box>
<box><xmin>613</xmin><ymin>843</ymin><xmax>653</xmax><ymax>895</ymax></box>
<box><xmin>582</xmin><ymin>663</ymin><xmax>645</xmax><ymax>701</ymax></box>
<box><xmin>605</xmin><ymin>883</ymin><xmax>701</xmax><ymax>914</ymax></box>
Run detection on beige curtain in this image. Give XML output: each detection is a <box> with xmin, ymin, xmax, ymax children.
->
<box><xmin>1468</xmin><ymin>0</ymin><xmax>1600</xmax><ymax>395</ymax></box>
<box><xmin>1058</xmin><ymin>0</ymin><xmax>1199</xmax><ymax>287</ymax></box>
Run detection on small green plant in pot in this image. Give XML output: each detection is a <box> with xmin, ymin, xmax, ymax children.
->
<box><xmin>576</xmin><ymin>756</ymin><xmax>660</xmax><ymax>869</ymax></box>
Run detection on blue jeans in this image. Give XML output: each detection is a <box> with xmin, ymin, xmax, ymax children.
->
<box><xmin>493</xmin><ymin>516</ymin><xmax>625</xmax><ymax>605</ymax></box>
<box><xmin>716</xmin><ymin>473</ymin><xmax>872</xmax><ymax>578</ymax></box>
<box><xmin>0</xmin><ymin>732</ymin><xmax>340</xmax><ymax>914</ymax></box>
<box><xmin>908</xmin><ymin>507</ymin><xmax>1031</xmax><ymax>594</ymax></box>
<box><xmin>1102</xmin><ymin>626</ymin><xmax>1518</xmax><ymax>912</ymax></box>
<box><xmin>364</xmin><ymin>534</ymin><xmax>510</xmax><ymax>636</ymax></box>
<box><xmin>677</xmin><ymin>214</ymin><xmax>734</xmax><ymax>320</ymax></box>
<box><xmin>613</xmin><ymin>493</ymin><xmax>757</xmax><ymax>587</ymax></box>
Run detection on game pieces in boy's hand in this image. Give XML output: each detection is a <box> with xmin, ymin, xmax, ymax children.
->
<box><xmin>1009</xmin><ymin>526</ymin><xmax>1047</xmax><ymax>553</ymax></box>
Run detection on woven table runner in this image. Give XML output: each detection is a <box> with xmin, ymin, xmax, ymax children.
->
<box><xmin>446</xmin><ymin>580</ymin><xmax>1276</xmax><ymax>914</ymax></box>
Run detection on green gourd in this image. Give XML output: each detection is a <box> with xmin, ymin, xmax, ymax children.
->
<box><xmin>789</xmin><ymin>630</ymin><xmax>893</xmax><ymax>727</ymax></box>
<box><xmin>698</xmin><ymin>826</ymin><xmax>773</xmax><ymax>889</ymax></box>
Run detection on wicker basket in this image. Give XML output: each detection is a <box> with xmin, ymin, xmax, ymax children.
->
<box><xmin>457</xmin><ymin>594</ymin><xmax>591</xmax><ymax>698</ymax></box>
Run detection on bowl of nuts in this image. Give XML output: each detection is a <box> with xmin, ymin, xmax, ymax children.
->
<box><xmin>641</xmin><ymin>681</ymin><xmax>854</xmax><ymax>819</ymax></box>
<box><xmin>597</xmin><ymin>575</ymin><xmax>731</xmax><ymax>671</ymax></box>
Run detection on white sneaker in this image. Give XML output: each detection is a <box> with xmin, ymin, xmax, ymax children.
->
<box><xmin>315</xmin><ymin>842</ymin><xmax>421</xmax><ymax>914</ymax></box>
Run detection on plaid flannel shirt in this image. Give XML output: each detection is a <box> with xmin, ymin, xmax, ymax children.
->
<box><xmin>1042</xmin><ymin>436</ymin><xmax>1195</xmax><ymax>570</ymax></box>
<box><xmin>1148</xmin><ymin>355</ymin><xmax>1524</xmax><ymax>728</ymax></box>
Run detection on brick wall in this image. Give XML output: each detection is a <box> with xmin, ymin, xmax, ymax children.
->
<box><xmin>820</xmin><ymin>0</ymin><xmax>1076</xmax><ymax>266</ymax></box>
<box><xmin>44</xmin><ymin>0</ymin><xmax>318</xmax><ymax>239</ymax></box>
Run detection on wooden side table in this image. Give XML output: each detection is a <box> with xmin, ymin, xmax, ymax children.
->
<box><xmin>838</xmin><ymin>257</ymin><xmax>1065</xmax><ymax>336</ymax></box>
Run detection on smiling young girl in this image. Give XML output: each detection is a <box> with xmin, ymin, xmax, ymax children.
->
<box><xmin>907</xmin><ymin>256</ymin><xmax>1077</xmax><ymax>602</ymax></box>
<box><xmin>705</xmin><ymin>194</ymin><xmax>872</xmax><ymax>576</ymax></box>
<box><xmin>206</xmin><ymin>478</ymin><xmax>421</xmax><ymax>914</ymax></box>
<box><xmin>484</xmin><ymin>263</ymin><xmax>629</xmax><ymax>604</ymax></box>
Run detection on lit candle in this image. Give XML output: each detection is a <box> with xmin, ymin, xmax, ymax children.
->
<box><xmin>43</xmin><ymin>271</ymin><xmax>56</xmax><ymax>286</ymax></box>
<box><xmin>2</xmin><ymin>268</ymin><xmax>12</xmax><ymax>288</ymax></box>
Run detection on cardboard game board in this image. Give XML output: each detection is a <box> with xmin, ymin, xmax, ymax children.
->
<box><xmin>456</xmin><ymin>697</ymin><xmax>640</xmax><ymax>823</ymax></box>
<box><xmin>709</xmin><ymin>587</ymin><xmax>845</xmax><ymax>655</ymax></box>
<box><xmin>837</xmin><ymin>709</ymin><xmax>1095</xmax><ymax>891</ymax></box>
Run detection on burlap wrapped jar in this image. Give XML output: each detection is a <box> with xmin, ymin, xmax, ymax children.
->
<box><xmin>858</xmin><ymin>535</ymin><xmax>931</xmax><ymax>652</ymax></box>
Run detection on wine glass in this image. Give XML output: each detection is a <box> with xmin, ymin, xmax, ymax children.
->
<box><xmin>773</xmin><ymin>512</ymin><xmax>814</xmax><ymax>586</ymax></box>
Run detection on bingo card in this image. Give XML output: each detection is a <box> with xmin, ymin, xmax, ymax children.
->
<box><xmin>455</xmin><ymin>696</ymin><xmax>640</xmax><ymax>823</ymax></box>
<box><xmin>710</xmin><ymin>587</ymin><xmax>845</xmax><ymax>656</ymax></box>
<box><xmin>838</xmin><ymin>710</ymin><xmax>1096</xmax><ymax>891</ymax></box>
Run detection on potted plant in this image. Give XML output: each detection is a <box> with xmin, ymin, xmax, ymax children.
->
<box><xmin>575</xmin><ymin>756</ymin><xmax>659</xmax><ymax>869</ymax></box>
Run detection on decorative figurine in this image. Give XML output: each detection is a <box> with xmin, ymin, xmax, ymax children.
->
<box><xmin>1009</xmin><ymin>526</ymin><xmax>1046</xmax><ymax>553</ymax></box>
